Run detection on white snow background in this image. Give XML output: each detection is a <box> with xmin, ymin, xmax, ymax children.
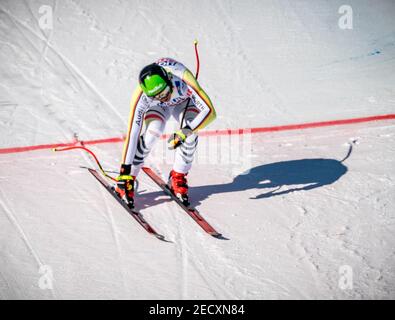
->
<box><xmin>0</xmin><ymin>0</ymin><xmax>395</xmax><ymax>299</ymax></box>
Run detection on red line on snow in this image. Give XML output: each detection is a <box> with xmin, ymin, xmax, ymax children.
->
<box><xmin>1</xmin><ymin>114</ymin><xmax>394</xmax><ymax>155</ymax></box>
<box><xmin>196</xmin><ymin>113</ymin><xmax>395</xmax><ymax>137</ymax></box>
<box><xmin>0</xmin><ymin>137</ymin><xmax>125</xmax><ymax>155</ymax></box>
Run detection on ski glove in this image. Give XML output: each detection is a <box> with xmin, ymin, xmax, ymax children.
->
<box><xmin>168</xmin><ymin>127</ymin><xmax>193</xmax><ymax>150</ymax></box>
<box><xmin>116</xmin><ymin>164</ymin><xmax>135</xmax><ymax>205</ymax></box>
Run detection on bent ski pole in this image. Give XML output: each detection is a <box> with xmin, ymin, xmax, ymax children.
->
<box><xmin>53</xmin><ymin>145</ymin><xmax>117</xmax><ymax>182</ymax></box>
<box><xmin>194</xmin><ymin>39</ymin><xmax>200</xmax><ymax>79</ymax></box>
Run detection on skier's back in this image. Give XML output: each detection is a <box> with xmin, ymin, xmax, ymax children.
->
<box><xmin>115</xmin><ymin>57</ymin><xmax>217</xmax><ymax>207</ymax></box>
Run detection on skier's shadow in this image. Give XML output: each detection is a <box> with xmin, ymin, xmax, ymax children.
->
<box><xmin>189</xmin><ymin>158</ymin><xmax>348</xmax><ymax>206</ymax></box>
<box><xmin>137</xmin><ymin>158</ymin><xmax>348</xmax><ymax>209</ymax></box>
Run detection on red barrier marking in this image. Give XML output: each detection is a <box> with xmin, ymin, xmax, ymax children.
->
<box><xmin>1</xmin><ymin>114</ymin><xmax>394</xmax><ymax>155</ymax></box>
<box><xmin>197</xmin><ymin>113</ymin><xmax>395</xmax><ymax>137</ymax></box>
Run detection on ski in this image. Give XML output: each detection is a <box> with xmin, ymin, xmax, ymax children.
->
<box><xmin>88</xmin><ymin>168</ymin><xmax>167</xmax><ymax>242</ymax></box>
<box><xmin>142</xmin><ymin>167</ymin><xmax>227</xmax><ymax>239</ymax></box>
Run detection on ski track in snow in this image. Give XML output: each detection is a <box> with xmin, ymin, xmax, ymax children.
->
<box><xmin>94</xmin><ymin>185</ymin><xmax>129</xmax><ymax>296</ymax></box>
<box><xmin>139</xmin><ymin>167</ymin><xmax>237</xmax><ymax>299</ymax></box>
<box><xmin>142</xmin><ymin>168</ymin><xmax>196</xmax><ymax>299</ymax></box>
<box><xmin>76</xmin><ymin>149</ymin><xmax>135</xmax><ymax>296</ymax></box>
<box><xmin>213</xmin><ymin>0</ymin><xmax>286</xmax><ymax>121</ymax></box>
<box><xmin>0</xmin><ymin>3</ymin><xmax>125</xmax><ymax>142</ymax></box>
<box><xmin>0</xmin><ymin>188</ymin><xmax>59</xmax><ymax>299</ymax></box>
<box><xmin>0</xmin><ymin>6</ymin><xmax>81</xmax><ymax>143</ymax></box>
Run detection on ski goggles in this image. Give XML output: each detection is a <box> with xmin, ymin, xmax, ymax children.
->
<box><xmin>153</xmin><ymin>85</ymin><xmax>171</xmax><ymax>100</ymax></box>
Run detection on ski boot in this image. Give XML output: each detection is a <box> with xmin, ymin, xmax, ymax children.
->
<box><xmin>168</xmin><ymin>170</ymin><xmax>190</xmax><ymax>206</ymax></box>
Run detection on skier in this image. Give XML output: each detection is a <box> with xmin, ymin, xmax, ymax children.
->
<box><xmin>115</xmin><ymin>57</ymin><xmax>217</xmax><ymax>207</ymax></box>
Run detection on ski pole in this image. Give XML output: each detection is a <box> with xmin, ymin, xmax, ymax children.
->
<box><xmin>53</xmin><ymin>145</ymin><xmax>117</xmax><ymax>182</ymax></box>
<box><xmin>194</xmin><ymin>39</ymin><xmax>200</xmax><ymax>79</ymax></box>
<box><xmin>179</xmin><ymin>40</ymin><xmax>201</xmax><ymax>128</ymax></box>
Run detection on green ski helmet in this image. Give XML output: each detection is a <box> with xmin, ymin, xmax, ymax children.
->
<box><xmin>139</xmin><ymin>63</ymin><xmax>172</xmax><ymax>97</ymax></box>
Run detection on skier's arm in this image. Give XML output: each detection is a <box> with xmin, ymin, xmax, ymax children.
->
<box><xmin>182</xmin><ymin>69</ymin><xmax>216</xmax><ymax>131</ymax></box>
<box><xmin>121</xmin><ymin>86</ymin><xmax>146</xmax><ymax>166</ymax></box>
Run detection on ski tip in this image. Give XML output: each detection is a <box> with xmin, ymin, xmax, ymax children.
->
<box><xmin>211</xmin><ymin>233</ymin><xmax>230</xmax><ymax>240</ymax></box>
<box><xmin>86</xmin><ymin>167</ymin><xmax>97</xmax><ymax>173</ymax></box>
<box><xmin>155</xmin><ymin>234</ymin><xmax>172</xmax><ymax>243</ymax></box>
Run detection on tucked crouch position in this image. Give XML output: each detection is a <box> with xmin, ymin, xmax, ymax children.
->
<box><xmin>116</xmin><ymin>58</ymin><xmax>217</xmax><ymax>207</ymax></box>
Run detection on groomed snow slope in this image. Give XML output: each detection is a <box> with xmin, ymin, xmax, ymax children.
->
<box><xmin>0</xmin><ymin>0</ymin><xmax>395</xmax><ymax>299</ymax></box>
<box><xmin>1</xmin><ymin>123</ymin><xmax>395</xmax><ymax>299</ymax></box>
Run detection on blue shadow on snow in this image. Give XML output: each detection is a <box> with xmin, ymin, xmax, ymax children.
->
<box><xmin>137</xmin><ymin>158</ymin><xmax>348</xmax><ymax>209</ymax></box>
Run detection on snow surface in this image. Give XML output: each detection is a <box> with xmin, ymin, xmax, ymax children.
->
<box><xmin>1</xmin><ymin>0</ymin><xmax>395</xmax><ymax>299</ymax></box>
